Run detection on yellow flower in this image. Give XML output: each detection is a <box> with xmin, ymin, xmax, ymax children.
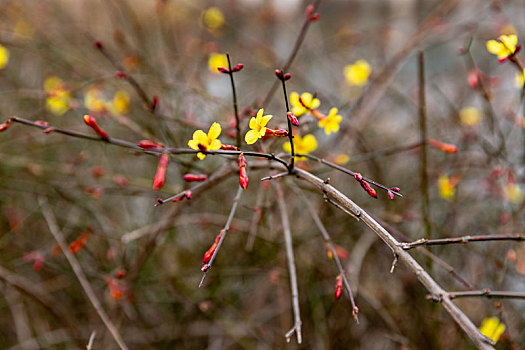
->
<box><xmin>318</xmin><ymin>107</ymin><xmax>342</xmax><ymax>134</ymax></box>
<box><xmin>438</xmin><ymin>175</ymin><xmax>456</xmax><ymax>201</ymax></box>
<box><xmin>479</xmin><ymin>317</ymin><xmax>506</xmax><ymax>343</ymax></box>
<box><xmin>208</xmin><ymin>53</ymin><xmax>228</xmax><ymax>74</ymax></box>
<box><xmin>245</xmin><ymin>108</ymin><xmax>272</xmax><ymax>144</ymax></box>
<box><xmin>334</xmin><ymin>154</ymin><xmax>350</xmax><ymax>165</ymax></box>
<box><xmin>344</xmin><ymin>60</ymin><xmax>371</xmax><ymax>86</ymax></box>
<box><xmin>283</xmin><ymin>134</ymin><xmax>317</xmax><ymax>159</ymax></box>
<box><xmin>110</xmin><ymin>90</ymin><xmax>130</xmax><ymax>116</ymax></box>
<box><xmin>0</xmin><ymin>44</ymin><xmax>10</xmax><ymax>69</ymax></box>
<box><xmin>459</xmin><ymin>107</ymin><xmax>481</xmax><ymax>126</ymax></box>
<box><xmin>504</xmin><ymin>182</ymin><xmax>524</xmax><ymax>204</ymax></box>
<box><xmin>188</xmin><ymin>122</ymin><xmax>222</xmax><ymax>160</ymax></box>
<box><xmin>44</xmin><ymin>76</ymin><xmax>71</xmax><ymax>116</ymax></box>
<box><xmin>289</xmin><ymin>92</ymin><xmax>321</xmax><ymax>117</ymax></box>
<box><xmin>486</xmin><ymin>34</ymin><xmax>518</xmax><ymax>60</ymax></box>
<box><xmin>515</xmin><ymin>69</ymin><xmax>525</xmax><ymax>88</ymax></box>
<box><xmin>84</xmin><ymin>86</ymin><xmax>107</xmax><ymax>113</ymax></box>
<box><xmin>202</xmin><ymin>7</ymin><xmax>225</xmax><ymax>30</ymax></box>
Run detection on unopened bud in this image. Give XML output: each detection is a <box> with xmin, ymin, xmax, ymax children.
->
<box><xmin>138</xmin><ymin>140</ymin><xmax>163</xmax><ymax>149</ymax></box>
<box><xmin>274</xmin><ymin>69</ymin><xmax>283</xmax><ymax>79</ymax></box>
<box><xmin>305</xmin><ymin>4</ymin><xmax>314</xmax><ymax>17</ymax></box>
<box><xmin>220</xmin><ymin>144</ymin><xmax>239</xmax><ymax>151</ymax></box>
<box><xmin>283</xmin><ymin>73</ymin><xmax>291</xmax><ymax>80</ymax></box>
<box><xmin>429</xmin><ymin>139</ymin><xmax>458</xmax><ymax>154</ymax></box>
<box><xmin>217</xmin><ymin>66</ymin><xmax>230</xmax><ymax>73</ymax></box>
<box><xmin>94</xmin><ymin>40</ymin><xmax>103</xmax><ymax>49</ymax></box>
<box><xmin>273</xmin><ymin>129</ymin><xmax>288</xmax><ymax>137</ymax></box>
<box><xmin>309</xmin><ymin>13</ymin><xmax>320</xmax><ymax>21</ymax></box>
<box><xmin>183</xmin><ymin>174</ymin><xmax>208</xmax><ymax>182</ymax></box>
<box><xmin>335</xmin><ymin>275</ymin><xmax>343</xmax><ymax>300</ymax></box>
<box><xmin>231</xmin><ymin>63</ymin><xmax>244</xmax><ymax>72</ymax></box>
<box><xmin>387</xmin><ymin>190</ymin><xmax>394</xmax><ymax>200</ymax></box>
<box><xmin>115</xmin><ymin>71</ymin><xmax>127</xmax><ymax>79</ymax></box>
<box><xmin>390</xmin><ymin>187</ymin><xmax>400</xmax><ymax>192</ymax></box>
<box><xmin>354</xmin><ymin>172</ymin><xmax>363</xmax><ymax>181</ymax></box>
<box><xmin>287</xmin><ymin>112</ymin><xmax>299</xmax><ymax>126</ymax></box>
<box><xmin>152</xmin><ymin>153</ymin><xmax>169</xmax><ymax>191</ymax></box>
<box><xmin>0</xmin><ymin>119</ymin><xmax>13</xmax><ymax>132</ymax></box>
<box><xmin>35</xmin><ymin>120</ymin><xmax>49</xmax><ymax>127</ymax></box>
<box><xmin>238</xmin><ymin>153</ymin><xmax>248</xmax><ymax>190</ymax></box>
<box><xmin>202</xmin><ymin>233</ymin><xmax>222</xmax><ymax>264</ymax></box>
<box><xmin>151</xmin><ymin>96</ymin><xmax>159</xmax><ymax>112</ymax></box>
<box><xmin>83</xmin><ymin>115</ymin><xmax>109</xmax><ymax>140</ymax></box>
<box><xmin>185</xmin><ymin>190</ymin><xmax>192</xmax><ymax>199</ymax></box>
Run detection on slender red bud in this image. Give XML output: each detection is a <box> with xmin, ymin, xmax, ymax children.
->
<box><xmin>238</xmin><ymin>153</ymin><xmax>248</xmax><ymax>190</ymax></box>
<box><xmin>387</xmin><ymin>190</ymin><xmax>394</xmax><ymax>200</ymax></box>
<box><xmin>185</xmin><ymin>190</ymin><xmax>192</xmax><ymax>199</ymax></box>
<box><xmin>151</xmin><ymin>96</ymin><xmax>159</xmax><ymax>112</ymax></box>
<box><xmin>183</xmin><ymin>174</ymin><xmax>208</xmax><ymax>182</ymax></box>
<box><xmin>43</xmin><ymin>127</ymin><xmax>54</xmax><ymax>134</ymax></box>
<box><xmin>115</xmin><ymin>269</ymin><xmax>126</xmax><ymax>279</ymax></box>
<box><xmin>220</xmin><ymin>144</ymin><xmax>239</xmax><ymax>151</ymax></box>
<box><xmin>305</xmin><ymin>4</ymin><xmax>314</xmax><ymax>17</ymax></box>
<box><xmin>283</xmin><ymin>73</ymin><xmax>291</xmax><ymax>80</ymax></box>
<box><xmin>359</xmin><ymin>180</ymin><xmax>377</xmax><ymax>198</ymax></box>
<box><xmin>231</xmin><ymin>64</ymin><xmax>244</xmax><ymax>72</ymax></box>
<box><xmin>138</xmin><ymin>140</ymin><xmax>163</xmax><ymax>149</ymax></box>
<box><xmin>429</xmin><ymin>138</ymin><xmax>458</xmax><ymax>153</ymax></box>
<box><xmin>115</xmin><ymin>71</ymin><xmax>127</xmax><ymax>79</ymax></box>
<box><xmin>390</xmin><ymin>187</ymin><xmax>401</xmax><ymax>192</ymax></box>
<box><xmin>274</xmin><ymin>69</ymin><xmax>283</xmax><ymax>79</ymax></box>
<box><xmin>309</xmin><ymin>13</ymin><xmax>320</xmax><ymax>21</ymax></box>
<box><xmin>83</xmin><ymin>115</ymin><xmax>109</xmax><ymax>140</ymax></box>
<box><xmin>202</xmin><ymin>233</ymin><xmax>222</xmax><ymax>264</ymax></box>
<box><xmin>152</xmin><ymin>153</ymin><xmax>169</xmax><ymax>190</ymax></box>
<box><xmin>0</xmin><ymin>119</ymin><xmax>12</xmax><ymax>132</ymax></box>
<box><xmin>35</xmin><ymin>120</ymin><xmax>49</xmax><ymax>127</ymax></box>
<box><xmin>335</xmin><ymin>275</ymin><xmax>343</xmax><ymax>300</ymax></box>
<box><xmin>217</xmin><ymin>66</ymin><xmax>230</xmax><ymax>73</ymax></box>
<box><xmin>272</xmin><ymin>129</ymin><xmax>289</xmax><ymax>137</ymax></box>
<box><xmin>287</xmin><ymin>112</ymin><xmax>299</xmax><ymax>126</ymax></box>
<box><xmin>354</xmin><ymin>172</ymin><xmax>363</xmax><ymax>181</ymax></box>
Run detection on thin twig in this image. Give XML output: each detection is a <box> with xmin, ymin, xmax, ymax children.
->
<box><xmin>279</xmin><ymin>73</ymin><xmax>295</xmax><ymax>172</ymax></box>
<box><xmin>401</xmin><ymin>234</ymin><xmax>525</xmax><ymax>250</ymax></box>
<box><xmin>86</xmin><ymin>331</ymin><xmax>96</xmax><ymax>350</ymax></box>
<box><xmin>199</xmin><ymin>186</ymin><xmax>244</xmax><ymax>287</ymax></box>
<box><xmin>448</xmin><ymin>289</ymin><xmax>525</xmax><ymax>300</ymax></box>
<box><xmin>38</xmin><ymin>197</ymin><xmax>129</xmax><ymax>350</ymax></box>
<box><xmin>275</xmin><ymin>183</ymin><xmax>302</xmax><ymax>344</ymax></box>
<box><xmin>245</xmin><ymin>181</ymin><xmax>268</xmax><ymax>251</ymax></box>
<box><xmin>260</xmin><ymin>171</ymin><xmax>289</xmax><ymax>181</ymax></box>
<box><xmin>225</xmin><ymin>53</ymin><xmax>241</xmax><ymax>149</ymax></box>
<box><xmin>418</xmin><ymin>51</ymin><xmax>431</xmax><ymax>240</ymax></box>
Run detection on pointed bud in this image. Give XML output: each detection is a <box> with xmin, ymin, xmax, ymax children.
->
<box><xmin>220</xmin><ymin>144</ymin><xmax>239</xmax><ymax>151</ymax></box>
<box><xmin>0</xmin><ymin>119</ymin><xmax>13</xmax><ymax>132</ymax></box>
<box><xmin>185</xmin><ymin>190</ymin><xmax>192</xmax><ymax>199</ymax></box>
<box><xmin>83</xmin><ymin>115</ymin><xmax>109</xmax><ymax>140</ymax></box>
<box><xmin>217</xmin><ymin>66</ymin><xmax>230</xmax><ymax>73</ymax></box>
<box><xmin>274</xmin><ymin>69</ymin><xmax>283</xmax><ymax>79</ymax></box>
<box><xmin>335</xmin><ymin>275</ymin><xmax>343</xmax><ymax>300</ymax></box>
<box><xmin>231</xmin><ymin>64</ymin><xmax>244</xmax><ymax>72</ymax></box>
<box><xmin>387</xmin><ymin>190</ymin><xmax>395</xmax><ymax>200</ymax></box>
<box><xmin>35</xmin><ymin>120</ymin><xmax>49</xmax><ymax>127</ymax></box>
<box><xmin>138</xmin><ymin>140</ymin><xmax>163</xmax><ymax>149</ymax></box>
<box><xmin>152</xmin><ymin>153</ymin><xmax>169</xmax><ymax>190</ymax></box>
<box><xmin>183</xmin><ymin>174</ymin><xmax>208</xmax><ymax>182</ymax></box>
<box><xmin>202</xmin><ymin>233</ymin><xmax>222</xmax><ymax>264</ymax></box>
<box><xmin>305</xmin><ymin>4</ymin><xmax>314</xmax><ymax>17</ymax></box>
<box><xmin>390</xmin><ymin>187</ymin><xmax>401</xmax><ymax>192</ymax></box>
<box><xmin>273</xmin><ymin>129</ymin><xmax>289</xmax><ymax>137</ymax></box>
<box><xmin>115</xmin><ymin>71</ymin><xmax>127</xmax><ymax>79</ymax></box>
<box><xmin>239</xmin><ymin>153</ymin><xmax>248</xmax><ymax>190</ymax></box>
<box><xmin>309</xmin><ymin>13</ymin><xmax>320</xmax><ymax>21</ymax></box>
<box><xmin>429</xmin><ymin>138</ymin><xmax>458</xmax><ymax>153</ymax></box>
<box><xmin>43</xmin><ymin>127</ymin><xmax>54</xmax><ymax>134</ymax></box>
<box><xmin>151</xmin><ymin>96</ymin><xmax>159</xmax><ymax>112</ymax></box>
<box><xmin>354</xmin><ymin>172</ymin><xmax>363</xmax><ymax>181</ymax></box>
<box><xmin>287</xmin><ymin>112</ymin><xmax>299</xmax><ymax>126</ymax></box>
<box><xmin>115</xmin><ymin>269</ymin><xmax>127</xmax><ymax>279</ymax></box>
<box><xmin>283</xmin><ymin>73</ymin><xmax>291</xmax><ymax>80</ymax></box>
<box><xmin>359</xmin><ymin>180</ymin><xmax>377</xmax><ymax>198</ymax></box>
<box><xmin>69</xmin><ymin>230</ymin><xmax>91</xmax><ymax>254</ymax></box>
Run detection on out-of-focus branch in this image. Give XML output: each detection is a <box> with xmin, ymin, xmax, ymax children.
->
<box><xmin>401</xmin><ymin>234</ymin><xmax>525</xmax><ymax>250</ymax></box>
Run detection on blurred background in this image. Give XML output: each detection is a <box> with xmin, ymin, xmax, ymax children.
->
<box><xmin>0</xmin><ymin>0</ymin><xmax>524</xmax><ymax>348</ymax></box>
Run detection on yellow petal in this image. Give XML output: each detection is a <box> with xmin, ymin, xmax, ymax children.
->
<box><xmin>301</xmin><ymin>93</ymin><xmax>313</xmax><ymax>107</ymax></box>
<box><xmin>249</xmin><ymin>117</ymin><xmax>258</xmax><ymax>130</ymax></box>
<box><xmin>0</xmin><ymin>45</ymin><xmax>10</xmax><ymax>70</ymax></box>
<box><xmin>209</xmin><ymin>138</ymin><xmax>222</xmax><ymax>151</ymax></box>
<box><xmin>302</xmin><ymin>134</ymin><xmax>318</xmax><ymax>153</ymax></box>
<box><xmin>290</xmin><ymin>92</ymin><xmax>300</xmax><ymax>106</ymax></box>
<box><xmin>208</xmin><ymin>122</ymin><xmax>221</xmax><ymax>140</ymax></box>
<box><xmin>257</xmin><ymin>126</ymin><xmax>267</xmax><ymax>138</ymax></box>
<box><xmin>501</xmin><ymin>34</ymin><xmax>517</xmax><ymax>50</ymax></box>
<box><xmin>311</xmin><ymin>98</ymin><xmax>320</xmax><ymax>110</ymax></box>
<box><xmin>479</xmin><ymin>317</ymin><xmax>506</xmax><ymax>343</ymax></box>
<box><xmin>292</xmin><ymin>106</ymin><xmax>305</xmax><ymax>117</ymax></box>
<box><xmin>486</xmin><ymin>40</ymin><xmax>502</xmax><ymax>55</ymax></box>
<box><xmin>188</xmin><ymin>139</ymin><xmax>200</xmax><ymax>150</ymax></box>
<box><xmin>260</xmin><ymin>114</ymin><xmax>272</xmax><ymax>127</ymax></box>
<box><xmin>192</xmin><ymin>129</ymin><xmax>208</xmax><ymax>144</ymax></box>
<box><xmin>283</xmin><ymin>141</ymin><xmax>292</xmax><ymax>153</ymax></box>
<box><xmin>256</xmin><ymin>108</ymin><xmax>264</xmax><ymax>124</ymax></box>
<box><xmin>245</xmin><ymin>130</ymin><xmax>259</xmax><ymax>144</ymax></box>
<box><xmin>197</xmin><ymin>152</ymin><xmax>206</xmax><ymax>160</ymax></box>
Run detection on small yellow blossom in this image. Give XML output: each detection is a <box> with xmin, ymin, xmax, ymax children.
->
<box><xmin>188</xmin><ymin>122</ymin><xmax>222</xmax><ymax>160</ymax></box>
<box><xmin>515</xmin><ymin>69</ymin><xmax>525</xmax><ymax>88</ymax></box>
<box><xmin>245</xmin><ymin>109</ymin><xmax>272</xmax><ymax>144</ymax></box>
<box><xmin>486</xmin><ymin>34</ymin><xmax>518</xmax><ymax>60</ymax></box>
<box><xmin>344</xmin><ymin>60</ymin><xmax>371</xmax><ymax>86</ymax></box>
<box><xmin>334</xmin><ymin>154</ymin><xmax>350</xmax><ymax>165</ymax></box>
<box><xmin>459</xmin><ymin>107</ymin><xmax>481</xmax><ymax>126</ymax></box>
<box><xmin>0</xmin><ymin>44</ymin><xmax>10</xmax><ymax>69</ymax></box>
<box><xmin>318</xmin><ymin>107</ymin><xmax>342</xmax><ymax>134</ymax></box>
<box><xmin>84</xmin><ymin>87</ymin><xmax>107</xmax><ymax>113</ymax></box>
<box><xmin>44</xmin><ymin>76</ymin><xmax>71</xmax><ymax>116</ymax></box>
<box><xmin>438</xmin><ymin>175</ymin><xmax>456</xmax><ymax>201</ymax></box>
<box><xmin>504</xmin><ymin>182</ymin><xmax>524</xmax><ymax>204</ymax></box>
<box><xmin>283</xmin><ymin>134</ymin><xmax>317</xmax><ymax>159</ymax></box>
<box><xmin>110</xmin><ymin>90</ymin><xmax>130</xmax><ymax>116</ymax></box>
<box><xmin>289</xmin><ymin>92</ymin><xmax>321</xmax><ymax>117</ymax></box>
<box><xmin>202</xmin><ymin>7</ymin><xmax>225</xmax><ymax>30</ymax></box>
<box><xmin>208</xmin><ymin>53</ymin><xmax>228</xmax><ymax>74</ymax></box>
<box><xmin>479</xmin><ymin>317</ymin><xmax>506</xmax><ymax>343</ymax></box>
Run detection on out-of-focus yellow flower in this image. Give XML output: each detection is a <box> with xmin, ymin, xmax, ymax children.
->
<box><xmin>318</xmin><ymin>107</ymin><xmax>342</xmax><ymax>134</ymax></box>
<box><xmin>208</xmin><ymin>53</ymin><xmax>228</xmax><ymax>74</ymax></box>
<box><xmin>14</xmin><ymin>19</ymin><xmax>34</xmax><ymax>38</ymax></box>
<box><xmin>44</xmin><ymin>76</ymin><xmax>71</xmax><ymax>116</ymax></box>
<box><xmin>515</xmin><ymin>69</ymin><xmax>525</xmax><ymax>88</ymax></box>
<box><xmin>283</xmin><ymin>134</ymin><xmax>317</xmax><ymax>159</ymax></box>
<box><xmin>504</xmin><ymin>182</ymin><xmax>524</xmax><ymax>204</ymax></box>
<box><xmin>289</xmin><ymin>92</ymin><xmax>321</xmax><ymax>117</ymax></box>
<box><xmin>202</xmin><ymin>7</ymin><xmax>225</xmax><ymax>30</ymax></box>
<box><xmin>84</xmin><ymin>87</ymin><xmax>107</xmax><ymax>113</ymax></box>
<box><xmin>245</xmin><ymin>108</ymin><xmax>272</xmax><ymax>144</ymax></box>
<box><xmin>486</xmin><ymin>34</ymin><xmax>518</xmax><ymax>61</ymax></box>
<box><xmin>0</xmin><ymin>44</ymin><xmax>10</xmax><ymax>70</ymax></box>
<box><xmin>438</xmin><ymin>175</ymin><xmax>457</xmax><ymax>201</ymax></box>
<box><xmin>334</xmin><ymin>154</ymin><xmax>350</xmax><ymax>165</ymax></box>
<box><xmin>459</xmin><ymin>106</ymin><xmax>481</xmax><ymax>126</ymax></box>
<box><xmin>479</xmin><ymin>317</ymin><xmax>506</xmax><ymax>343</ymax></box>
<box><xmin>188</xmin><ymin>122</ymin><xmax>222</xmax><ymax>160</ymax></box>
<box><xmin>110</xmin><ymin>90</ymin><xmax>130</xmax><ymax>116</ymax></box>
<box><xmin>344</xmin><ymin>60</ymin><xmax>371</xmax><ymax>86</ymax></box>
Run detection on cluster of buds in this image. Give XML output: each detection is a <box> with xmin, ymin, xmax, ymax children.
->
<box><xmin>83</xmin><ymin>115</ymin><xmax>109</xmax><ymax>141</ymax></box>
<box><xmin>0</xmin><ymin>118</ymin><xmax>13</xmax><ymax>132</ymax></box>
<box><xmin>354</xmin><ymin>172</ymin><xmax>377</xmax><ymax>198</ymax></box>
<box><xmin>172</xmin><ymin>190</ymin><xmax>192</xmax><ymax>202</ymax></box>
<box><xmin>387</xmin><ymin>187</ymin><xmax>401</xmax><ymax>200</ymax></box>
<box><xmin>429</xmin><ymin>138</ymin><xmax>458</xmax><ymax>154</ymax></box>
<box><xmin>238</xmin><ymin>153</ymin><xmax>248</xmax><ymax>190</ymax></box>
<box><xmin>217</xmin><ymin>63</ymin><xmax>244</xmax><ymax>74</ymax></box>
<box><xmin>335</xmin><ymin>275</ymin><xmax>343</xmax><ymax>300</ymax></box>
<box><xmin>202</xmin><ymin>232</ymin><xmax>223</xmax><ymax>271</ymax></box>
<box><xmin>183</xmin><ymin>174</ymin><xmax>207</xmax><ymax>182</ymax></box>
<box><xmin>274</xmin><ymin>69</ymin><xmax>291</xmax><ymax>81</ymax></box>
<box><xmin>305</xmin><ymin>4</ymin><xmax>320</xmax><ymax>22</ymax></box>
<box><xmin>152</xmin><ymin>153</ymin><xmax>169</xmax><ymax>190</ymax></box>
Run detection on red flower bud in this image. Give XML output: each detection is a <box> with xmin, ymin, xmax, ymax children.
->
<box><xmin>185</xmin><ymin>190</ymin><xmax>192</xmax><ymax>199</ymax></box>
<box><xmin>309</xmin><ymin>13</ymin><xmax>320</xmax><ymax>21</ymax></box>
<box><xmin>115</xmin><ymin>269</ymin><xmax>126</xmax><ymax>279</ymax></box>
<box><xmin>283</xmin><ymin>73</ymin><xmax>291</xmax><ymax>80</ymax></box>
<box><xmin>390</xmin><ymin>187</ymin><xmax>401</xmax><ymax>192</ymax></box>
<box><xmin>354</xmin><ymin>172</ymin><xmax>363</xmax><ymax>181</ymax></box>
<box><xmin>202</xmin><ymin>233</ymin><xmax>222</xmax><ymax>264</ymax></box>
<box><xmin>220</xmin><ymin>144</ymin><xmax>239</xmax><ymax>151</ymax></box>
<box><xmin>0</xmin><ymin>119</ymin><xmax>12</xmax><ymax>132</ymax></box>
<box><xmin>83</xmin><ymin>115</ymin><xmax>109</xmax><ymax>140</ymax></box>
<box><xmin>359</xmin><ymin>180</ymin><xmax>377</xmax><ymax>198</ymax></box>
<box><xmin>287</xmin><ymin>112</ymin><xmax>299</xmax><ymax>126</ymax></box>
<box><xmin>183</xmin><ymin>174</ymin><xmax>208</xmax><ymax>182</ymax></box>
<box><xmin>274</xmin><ymin>69</ymin><xmax>283</xmax><ymax>79</ymax></box>
<box><xmin>115</xmin><ymin>71</ymin><xmax>127</xmax><ymax>79</ymax></box>
<box><xmin>335</xmin><ymin>275</ymin><xmax>343</xmax><ymax>300</ymax></box>
<box><xmin>69</xmin><ymin>230</ymin><xmax>91</xmax><ymax>254</ymax></box>
<box><xmin>43</xmin><ymin>127</ymin><xmax>55</xmax><ymax>134</ymax></box>
<box><xmin>429</xmin><ymin>138</ymin><xmax>458</xmax><ymax>154</ymax></box>
<box><xmin>138</xmin><ymin>140</ymin><xmax>163</xmax><ymax>149</ymax></box>
<box><xmin>94</xmin><ymin>40</ymin><xmax>103</xmax><ymax>49</ymax></box>
<box><xmin>273</xmin><ymin>129</ymin><xmax>289</xmax><ymax>137</ymax></box>
<box><xmin>231</xmin><ymin>64</ymin><xmax>244</xmax><ymax>72</ymax></box>
<box><xmin>217</xmin><ymin>66</ymin><xmax>230</xmax><ymax>73</ymax></box>
<box><xmin>152</xmin><ymin>153</ymin><xmax>169</xmax><ymax>191</ymax></box>
<box><xmin>305</xmin><ymin>4</ymin><xmax>314</xmax><ymax>17</ymax></box>
<box><xmin>239</xmin><ymin>153</ymin><xmax>248</xmax><ymax>190</ymax></box>
<box><xmin>387</xmin><ymin>190</ymin><xmax>394</xmax><ymax>200</ymax></box>
<box><xmin>35</xmin><ymin>120</ymin><xmax>49</xmax><ymax>127</ymax></box>
<box><xmin>151</xmin><ymin>96</ymin><xmax>159</xmax><ymax>112</ymax></box>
